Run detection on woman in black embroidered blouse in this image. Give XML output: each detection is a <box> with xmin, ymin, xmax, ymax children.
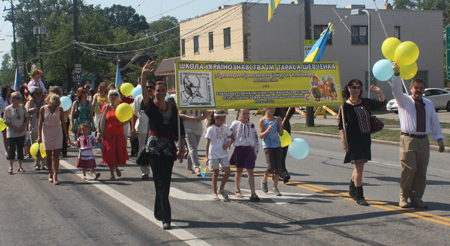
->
<box><xmin>141</xmin><ymin>60</ymin><xmax>186</xmax><ymax>230</ymax></box>
<box><xmin>338</xmin><ymin>79</ymin><xmax>386</xmax><ymax>206</ymax></box>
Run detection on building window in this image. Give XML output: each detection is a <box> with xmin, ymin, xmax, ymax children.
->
<box><xmin>194</xmin><ymin>35</ymin><xmax>199</xmax><ymax>54</ymax></box>
<box><xmin>351</xmin><ymin>25</ymin><xmax>368</xmax><ymax>45</ymax></box>
<box><xmin>394</xmin><ymin>26</ymin><xmax>400</xmax><ymax>40</ymax></box>
<box><xmin>181</xmin><ymin>39</ymin><xmax>185</xmax><ymax>57</ymax></box>
<box><xmin>314</xmin><ymin>25</ymin><xmax>332</xmax><ymax>44</ymax></box>
<box><xmin>209</xmin><ymin>32</ymin><xmax>214</xmax><ymax>51</ymax></box>
<box><xmin>224</xmin><ymin>27</ymin><xmax>231</xmax><ymax>48</ymax></box>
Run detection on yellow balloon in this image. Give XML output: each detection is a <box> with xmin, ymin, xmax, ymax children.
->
<box><xmin>120</xmin><ymin>83</ymin><xmax>134</xmax><ymax>96</ymax></box>
<box><xmin>116</xmin><ymin>103</ymin><xmax>133</xmax><ymax>122</ymax></box>
<box><xmin>381</xmin><ymin>37</ymin><xmax>401</xmax><ymax>61</ymax></box>
<box><xmin>30</xmin><ymin>143</ymin><xmax>38</xmax><ymax>159</ymax></box>
<box><xmin>0</xmin><ymin>118</ymin><xmax>6</xmax><ymax>131</ymax></box>
<box><xmin>400</xmin><ymin>62</ymin><xmax>418</xmax><ymax>80</ymax></box>
<box><xmin>395</xmin><ymin>41</ymin><xmax>419</xmax><ymax>66</ymax></box>
<box><xmin>30</xmin><ymin>143</ymin><xmax>46</xmax><ymax>159</ymax></box>
<box><xmin>279</xmin><ymin>130</ymin><xmax>292</xmax><ymax>147</ymax></box>
<box><xmin>40</xmin><ymin>143</ymin><xmax>46</xmax><ymax>158</ymax></box>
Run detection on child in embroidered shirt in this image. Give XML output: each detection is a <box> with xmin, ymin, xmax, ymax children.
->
<box><xmin>205</xmin><ymin>109</ymin><xmax>235</xmax><ymax>201</ymax></box>
<box><xmin>259</xmin><ymin>108</ymin><xmax>283</xmax><ymax>196</ymax></box>
<box><xmin>230</xmin><ymin>109</ymin><xmax>260</xmax><ymax>201</ymax></box>
<box><xmin>70</xmin><ymin>123</ymin><xmax>100</xmax><ymax>180</ymax></box>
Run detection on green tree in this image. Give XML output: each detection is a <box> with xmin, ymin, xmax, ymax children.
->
<box><xmin>0</xmin><ymin>53</ymin><xmax>15</xmax><ymax>87</ymax></box>
<box><xmin>101</xmin><ymin>4</ymin><xmax>150</xmax><ymax>36</ymax></box>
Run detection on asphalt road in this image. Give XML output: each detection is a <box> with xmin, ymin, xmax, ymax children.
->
<box><xmin>1</xmin><ymin>112</ymin><xmax>449</xmax><ymax>245</ymax></box>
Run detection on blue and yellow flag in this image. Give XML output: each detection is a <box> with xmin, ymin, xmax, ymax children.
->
<box><xmin>115</xmin><ymin>60</ymin><xmax>122</xmax><ymax>88</ymax></box>
<box><xmin>268</xmin><ymin>0</ymin><xmax>281</xmax><ymax>21</ymax></box>
<box><xmin>14</xmin><ymin>67</ymin><xmax>20</xmax><ymax>91</ymax></box>
<box><xmin>304</xmin><ymin>23</ymin><xmax>333</xmax><ymax>62</ymax></box>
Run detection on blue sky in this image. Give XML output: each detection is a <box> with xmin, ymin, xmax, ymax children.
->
<box><xmin>0</xmin><ymin>0</ymin><xmax>389</xmax><ymax>65</ymax></box>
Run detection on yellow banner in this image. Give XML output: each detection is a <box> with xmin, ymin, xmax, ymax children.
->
<box><xmin>175</xmin><ymin>60</ymin><xmax>343</xmax><ymax>110</ymax></box>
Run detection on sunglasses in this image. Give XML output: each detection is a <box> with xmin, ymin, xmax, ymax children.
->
<box><xmin>351</xmin><ymin>86</ymin><xmax>362</xmax><ymax>90</ymax></box>
<box><xmin>110</xmin><ymin>94</ymin><xmax>119</xmax><ymax>97</ymax></box>
<box><xmin>34</xmin><ymin>93</ymin><xmax>42</xmax><ymax>96</ymax></box>
<box><xmin>13</xmin><ymin>97</ymin><xmax>21</xmax><ymax>100</ymax></box>
<box><xmin>147</xmin><ymin>86</ymin><xmax>154</xmax><ymax>90</ymax></box>
<box><xmin>82</xmin><ymin>91</ymin><xmax>87</xmax><ymax>93</ymax></box>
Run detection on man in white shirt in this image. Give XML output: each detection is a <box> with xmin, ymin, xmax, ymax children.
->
<box><xmin>131</xmin><ymin>80</ymin><xmax>154</xmax><ymax>179</ymax></box>
<box><xmin>392</xmin><ymin>63</ymin><xmax>445</xmax><ymax>209</ymax></box>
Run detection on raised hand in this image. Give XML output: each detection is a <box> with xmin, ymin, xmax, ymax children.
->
<box><xmin>142</xmin><ymin>60</ymin><xmax>157</xmax><ymax>74</ymax></box>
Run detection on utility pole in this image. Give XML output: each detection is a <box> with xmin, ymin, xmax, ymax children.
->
<box><xmin>73</xmin><ymin>0</ymin><xmax>81</xmax><ymax>90</ymax></box>
<box><xmin>304</xmin><ymin>0</ymin><xmax>314</xmax><ymax>127</ymax></box>
<box><xmin>3</xmin><ymin>0</ymin><xmax>19</xmax><ymax>76</ymax></box>
<box><xmin>37</xmin><ymin>0</ymin><xmax>44</xmax><ymax>82</ymax></box>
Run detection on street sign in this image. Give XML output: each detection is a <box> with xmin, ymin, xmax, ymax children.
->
<box><xmin>447</xmin><ymin>49</ymin><xmax>450</xmax><ymax>80</ymax></box>
<box><xmin>447</xmin><ymin>27</ymin><xmax>450</xmax><ymax>49</ymax></box>
<box><xmin>75</xmin><ymin>74</ymin><xmax>82</xmax><ymax>80</ymax></box>
<box><xmin>303</xmin><ymin>39</ymin><xmax>317</xmax><ymax>59</ymax></box>
<box><xmin>75</xmin><ymin>64</ymin><xmax>81</xmax><ymax>74</ymax></box>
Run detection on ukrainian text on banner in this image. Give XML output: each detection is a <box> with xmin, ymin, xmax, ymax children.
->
<box><xmin>175</xmin><ymin>60</ymin><xmax>343</xmax><ymax>109</ymax></box>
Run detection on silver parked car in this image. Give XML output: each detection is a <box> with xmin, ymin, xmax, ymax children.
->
<box><xmin>386</xmin><ymin>88</ymin><xmax>450</xmax><ymax>113</ymax></box>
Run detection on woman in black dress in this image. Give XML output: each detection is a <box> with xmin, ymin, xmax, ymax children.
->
<box><xmin>141</xmin><ymin>60</ymin><xmax>186</xmax><ymax>230</ymax></box>
<box><xmin>338</xmin><ymin>79</ymin><xmax>386</xmax><ymax>206</ymax></box>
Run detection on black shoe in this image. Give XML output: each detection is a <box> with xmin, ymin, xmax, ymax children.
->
<box><xmin>355</xmin><ymin>186</ymin><xmax>369</xmax><ymax>206</ymax></box>
<box><xmin>163</xmin><ymin>223</ymin><xmax>171</xmax><ymax>230</ymax></box>
<box><xmin>349</xmin><ymin>180</ymin><xmax>357</xmax><ymax>201</ymax></box>
<box><xmin>283</xmin><ymin>175</ymin><xmax>290</xmax><ymax>183</ymax></box>
<box><xmin>356</xmin><ymin>198</ymin><xmax>369</xmax><ymax>206</ymax></box>
<box><xmin>27</xmin><ymin>154</ymin><xmax>32</xmax><ymax>158</ymax></box>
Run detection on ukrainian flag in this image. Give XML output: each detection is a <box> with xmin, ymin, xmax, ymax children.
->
<box><xmin>13</xmin><ymin>67</ymin><xmax>20</xmax><ymax>91</ymax></box>
<box><xmin>115</xmin><ymin>60</ymin><xmax>122</xmax><ymax>88</ymax></box>
<box><xmin>268</xmin><ymin>0</ymin><xmax>281</xmax><ymax>22</ymax></box>
<box><xmin>304</xmin><ymin>23</ymin><xmax>333</xmax><ymax>62</ymax></box>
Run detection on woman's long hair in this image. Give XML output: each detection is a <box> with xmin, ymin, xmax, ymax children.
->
<box><xmin>343</xmin><ymin>79</ymin><xmax>363</xmax><ymax>98</ymax></box>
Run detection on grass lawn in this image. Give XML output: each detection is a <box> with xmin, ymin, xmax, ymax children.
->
<box><xmin>291</xmin><ymin>122</ymin><xmax>450</xmax><ymax>146</ymax></box>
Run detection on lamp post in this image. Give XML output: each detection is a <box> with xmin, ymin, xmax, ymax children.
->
<box><xmin>351</xmin><ymin>8</ymin><xmax>371</xmax><ymax>98</ymax></box>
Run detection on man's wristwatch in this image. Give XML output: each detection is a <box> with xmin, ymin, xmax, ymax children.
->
<box><xmin>394</xmin><ymin>72</ymin><xmax>400</xmax><ymax>76</ymax></box>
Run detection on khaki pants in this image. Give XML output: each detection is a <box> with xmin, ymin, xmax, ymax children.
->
<box><xmin>399</xmin><ymin>135</ymin><xmax>430</xmax><ymax>200</ymax></box>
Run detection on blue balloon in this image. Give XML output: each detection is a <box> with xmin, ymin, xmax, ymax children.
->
<box><xmin>60</xmin><ymin>96</ymin><xmax>72</xmax><ymax>111</ymax></box>
<box><xmin>288</xmin><ymin>138</ymin><xmax>309</xmax><ymax>159</ymax></box>
<box><xmin>372</xmin><ymin>59</ymin><xmax>394</xmax><ymax>81</ymax></box>
<box><xmin>131</xmin><ymin>86</ymin><xmax>142</xmax><ymax>98</ymax></box>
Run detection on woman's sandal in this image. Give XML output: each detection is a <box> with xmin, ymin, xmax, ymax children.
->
<box><xmin>7</xmin><ymin>168</ymin><xmax>13</xmax><ymax>175</ymax></box>
<box><xmin>109</xmin><ymin>174</ymin><xmax>116</xmax><ymax>181</ymax></box>
<box><xmin>250</xmin><ymin>194</ymin><xmax>260</xmax><ymax>201</ymax></box>
<box><xmin>219</xmin><ymin>190</ymin><xmax>230</xmax><ymax>202</ymax></box>
<box><xmin>235</xmin><ymin>190</ymin><xmax>244</xmax><ymax>198</ymax></box>
<box><xmin>212</xmin><ymin>193</ymin><xmax>220</xmax><ymax>201</ymax></box>
<box><xmin>53</xmin><ymin>175</ymin><xmax>59</xmax><ymax>185</ymax></box>
<box><xmin>35</xmin><ymin>166</ymin><xmax>41</xmax><ymax>171</ymax></box>
<box><xmin>94</xmin><ymin>173</ymin><xmax>101</xmax><ymax>180</ymax></box>
<box><xmin>116</xmin><ymin>169</ymin><xmax>122</xmax><ymax>177</ymax></box>
<box><xmin>48</xmin><ymin>173</ymin><xmax>53</xmax><ymax>182</ymax></box>
<box><xmin>18</xmin><ymin>167</ymin><xmax>25</xmax><ymax>172</ymax></box>
<box><xmin>81</xmin><ymin>176</ymin><xmax>87</xmax><ymax>180</ymax></box>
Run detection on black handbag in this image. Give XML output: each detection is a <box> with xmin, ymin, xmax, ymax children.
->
<box><xmin>136</xmin><ymin>123</ymin><xmax>150</xmax><ymax>166</ymax></box>
<box><xmin>363</xmin><ymin>99</ymin><xmax>384</xmax><ymax>134</ymax></box>
<box><xmin>369</xmin><ymin>115</ymin><xmax>384</xmax><ymax>134</ymax></box>
<box><xmin>136</xmin><ymin>147</ymin><xmax>149</xmax><ymax>166</ymax></box>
